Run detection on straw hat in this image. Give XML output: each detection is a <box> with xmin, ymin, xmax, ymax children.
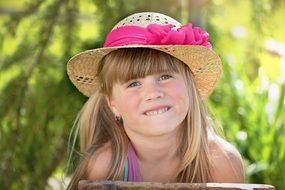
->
<box><xmin>67</xmin><ymin>12</ymin><xmax>222</xmax><ymax>98</ymax></box>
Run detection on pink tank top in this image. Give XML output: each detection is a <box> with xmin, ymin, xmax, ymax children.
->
<box><xmin>123</xmin><ymin>144</ymin><xmax>142</xmax><ymax>181</ymax></box>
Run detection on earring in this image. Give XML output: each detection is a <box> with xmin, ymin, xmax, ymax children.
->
<box><xmin>115</xmin><ymin>115</ymin><xmax>121</xmax><ymax>121</ymax></box>
<box><xmin>115</xmin><ymin>115</ymin><xmax>123</xmax><ymax>124</ymax></box>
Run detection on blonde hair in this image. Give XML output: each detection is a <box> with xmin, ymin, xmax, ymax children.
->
<box><xmin>67</xmin><ymin>48</ymin><xmax>214</xmax><ymax>190</ymax></box>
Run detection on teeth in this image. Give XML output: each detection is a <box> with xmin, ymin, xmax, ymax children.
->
<box><xmin>145</xmin><ymin>107</ymin><xmax>169</xmax><ymax>116</ymax></box>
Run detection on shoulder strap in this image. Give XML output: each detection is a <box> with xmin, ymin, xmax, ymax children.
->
<box><xmin>123</xmin><ymin>160</ymin><xmax>129</xmax><ymax>181</ymax></box>
<box><xmin>126</xmin><ymin>144</ymin><xmax>142</xmax><ymax>181</ymax></box>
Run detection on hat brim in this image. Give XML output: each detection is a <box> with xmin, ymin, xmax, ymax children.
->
<box><xmin>67</xmin><ymin>45</ymin><xmax>222</xmax><ymax>98</ymax></box>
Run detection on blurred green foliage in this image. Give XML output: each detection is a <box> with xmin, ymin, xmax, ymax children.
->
<box><xmin>0</xmin><ymin>0</ymin><xmax>284</xmax><ymax>189</ymax></box>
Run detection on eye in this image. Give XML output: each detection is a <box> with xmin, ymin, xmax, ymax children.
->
<box><xmin>159</xmin><ymin>74</ymin><xmax>172</xmax><ymax>81</ymax></box>
<box><xmin>127</xmin><ymin>81</ymin><xmax>141</xmax><ymax>88</ymax></box>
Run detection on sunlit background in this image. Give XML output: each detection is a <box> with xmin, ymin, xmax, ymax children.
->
<box><xmin>0</xmin><ymin>0</ymin><xmax>284</xmax><ymax>189</ymax></box>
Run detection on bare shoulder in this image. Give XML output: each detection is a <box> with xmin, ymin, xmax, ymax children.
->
<box><xmin>210</xmin><ymin>135</ymin><xmax>244</xmax><ymax>183</ymax></box>
<box><xmin>86</xmin><ymin>142</ymin><xmax>112</xmax><ymax>180</ymax></box>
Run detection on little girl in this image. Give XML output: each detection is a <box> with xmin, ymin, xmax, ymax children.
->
<box><xmin>66</xmin><ymin>12</ymin><xmax>244</xmax><ymax>190</ymax></box>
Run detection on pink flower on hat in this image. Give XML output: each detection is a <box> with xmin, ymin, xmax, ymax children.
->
<box><xmin>145</xmin><ymin>24</ymin><xmax>212</xmax><ymax>48</ymax></box>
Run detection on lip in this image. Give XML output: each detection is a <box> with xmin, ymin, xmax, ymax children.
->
<box><xmin>143</xmin><ymin>105</ymin><xmax>171</xmax><ymax>116</ymax></box>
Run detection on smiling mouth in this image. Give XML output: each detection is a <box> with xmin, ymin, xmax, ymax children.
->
<box><xmin>144</xmin><ymin>107</ymin><xmax>170</xmax><ymax>116</ymax></box>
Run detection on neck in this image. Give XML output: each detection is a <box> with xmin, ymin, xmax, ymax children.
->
<box><xmin>126</xmin><ymin>128</ymin><xmax>180</xmax><ymax>164</ymax></box>
<box><xmin>125</xmin><ymin>127</ymin><xmax>181</xmax><ymax>182</ymax></box>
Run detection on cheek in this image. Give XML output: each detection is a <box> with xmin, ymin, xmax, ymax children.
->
<box><xmin>170</xmin><ymin>83</ymin><xmax>189</xmax><ymax>109</ymax></box>
<box><xmin>116</xmin><ymin>92</ymin><xmax>140</xmax><ymax>116</ymax></box>
<box><xmin>170</xmin><ymin>82</ymin><xmax>188</xmax><ymax>98</ymax></box>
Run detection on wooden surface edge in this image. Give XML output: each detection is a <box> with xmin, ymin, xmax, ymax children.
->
<box><xmin>78</xmin><ymin>180</ymin><xmax>275</xmax><ymax>190</ymax></box>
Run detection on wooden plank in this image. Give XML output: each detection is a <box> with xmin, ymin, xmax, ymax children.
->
<box><xmin>78</xmin><ymin>180</ymin><xmax>275</xmax><ymax>190</ymax></box>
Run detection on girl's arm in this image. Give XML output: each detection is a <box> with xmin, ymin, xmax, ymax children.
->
<box><xmin>210</xmin><ymin>136</ymin><xmax>245</xmax><ymax>183</ymax></box>
<box><xmin>86</xmin><ymin>142</ymin><xmax>112</xmax><ymax>180</ymax></box>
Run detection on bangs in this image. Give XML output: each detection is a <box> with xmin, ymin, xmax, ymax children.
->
<box><xmin>100</xmin><ymin>48</ymin><xmax>186</xmax><ymax>93</ymax></box>
<box><xmin>109</xmin><ymin>48</ymin><xmax>181</xmax><ymax>83</ymax></box>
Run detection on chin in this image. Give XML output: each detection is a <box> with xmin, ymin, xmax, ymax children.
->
<box><xmin>143</xmin><ymin>124</ymin><xmax>180</xmax><ymax>136</ymax></box>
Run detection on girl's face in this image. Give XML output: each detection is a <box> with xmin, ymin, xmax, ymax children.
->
<box><xmin>108</xmin><ymin>71</ymin><xmax>189</xmax><ymax>137</ymax></box>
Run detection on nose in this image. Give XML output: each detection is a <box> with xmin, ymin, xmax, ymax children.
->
<box><xmin>144</xmin><ymin>80</ymin><xmax>164</xmax><ymax>101</ymax></box>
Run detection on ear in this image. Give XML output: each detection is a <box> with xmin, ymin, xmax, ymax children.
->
<box><xmin>106</xmin><ymin>96</ymin><xmax>120</xmax><ymax>116</ymax></box>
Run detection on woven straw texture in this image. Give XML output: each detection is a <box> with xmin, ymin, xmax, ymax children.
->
<box><xmin>67</xmin><ymin>12</ymin><xmax>222</xmax><ymax>98</ymax></box>
<box><xmin>113</xmin><ymin>12</ymin><xmax>182</xmax><ymax>29</ymax></box>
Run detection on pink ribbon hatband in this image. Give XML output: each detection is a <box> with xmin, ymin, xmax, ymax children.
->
<box><xmin>103</xmin><ymin>23</ymin><xmax>212</xmax><ymax>49</ymax></box>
